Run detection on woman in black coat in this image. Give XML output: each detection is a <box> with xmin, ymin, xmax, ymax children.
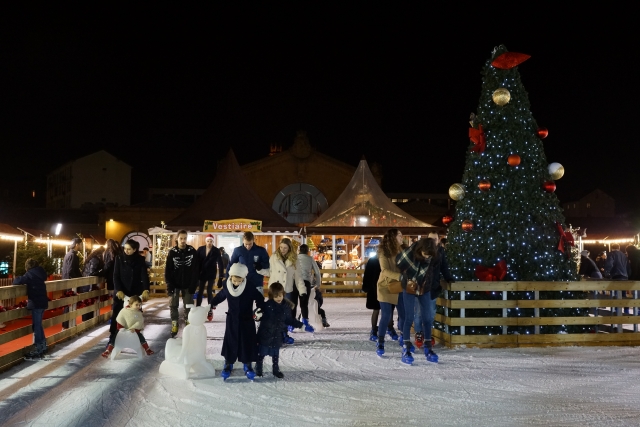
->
<box><xmin>103</xmin><ymin>239</ymin><xmax>122</xmax><ymax>291</ymax></box>
<box><xmin>102</xmin><ymin>239</ymin><xmax>150</xmax><ymax>357</ymax></box>
<box><xmin>211</xmin><ymin>262</ymin><xmax>264</xmax><ymax>380</ymax></box>
<box><xmin>362</xmin><ymin>256</ymin><xmax>395</xmax><ymax>341</ymax></box>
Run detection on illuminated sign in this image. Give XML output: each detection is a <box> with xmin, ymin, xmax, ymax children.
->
<box><xmin>203</xmin><ymin>219</ymin><xmax>262</xmax><ymax>232</ymax></box>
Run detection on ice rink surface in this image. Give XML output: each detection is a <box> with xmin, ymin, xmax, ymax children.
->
<box><xmin>1</xmin><ymin>297</ymin><xmax>640</xmax><ymax>426</ymax></box>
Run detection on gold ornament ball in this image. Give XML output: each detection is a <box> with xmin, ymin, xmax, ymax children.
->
<box><xmin>449</xmin><ymin>183</ymin><xmax>466</xmax><ymax>201</ymax></box>
<box><xmin>548</xmin><ymin>162</ymin><xmax>564</xmax><ymax>180</ymax></box>
<box><xmin>492</xmin><ymin>88</ymin><xmax>511</xmax><ymax>106</ymax></box>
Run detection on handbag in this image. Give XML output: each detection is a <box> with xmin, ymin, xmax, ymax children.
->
<box><xmin>387</xmin><ymin>280</ymin><xmax>403</xmax><ymax>294</ymax></box>
<box><xmin>405</xmin><ymin>280</ymin><xmax>419</xmax><ymax>295</ymax></box>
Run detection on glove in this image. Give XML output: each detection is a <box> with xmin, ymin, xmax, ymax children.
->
<box><xmin>300</xmin><ymin>292</ymin><xmax>307</xmax><ymax>297</ymax></box>
<box><xmin>253</xmin><ymin>308</ymin><xmax>263</xmax><ymax>321</ymax></box>
<box><xmin>217</xmin><ymin>278</ymin><xmax>224</xmax><ymax>289</ymax></box>
<box><xmin>210</xmin><ymin>304</ymin><xmax>217</xmax><ymax>310</ymax></box>
<box><xmin>253</xmin><ymin>261</ymin><xmax>261</xmax><ymax>271</ymax></box>
<box><xmin>141</xmin><ymin>290</ymin><xmax>150</xmax><ymax>301</ymax></box>
<box><xmin>167</xmin><ymin>288</ymin><xmax>174</xmax><ymax>297</ymax></box>
<box><xmin>116</xmin><ymin>291</ymin><xmax>125</xmax><ymax>300</ymax></box>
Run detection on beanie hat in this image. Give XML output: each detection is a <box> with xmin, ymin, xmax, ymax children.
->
<box><xmin>228</xmin><ymin>263</ymin><xmax>248</xmax><ymax>278</ymax></box>
<box><xmin>580</xmin><ymin>250</ymin><xmax>589</xmax><ymax>257</ymax></box>
<box><xmin>205</xmin><ymin>234</ymin><xmax>214</xmax><ymax>242</ymax></box>
<box><xmin>427</xmin><ymin>232</ymin><xmax>439</xmax><ymax>240</ymax></box>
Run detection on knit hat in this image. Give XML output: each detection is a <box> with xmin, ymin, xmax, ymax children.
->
<box><xmin>205</xmin><ymin>234</ymin><xmax>214</xmax><ymax>242</ymax></box>
<box><xmin>580</xmin><ymin>250</ymin><xmax>589</xmax><ymax>257</ymax></box>
<box><xmin>427</xmin><ymin>232</ymin><xmax>439</xmax><ymax>240</ymax></box>
<box><xmin>228</xmin><ymin>263</ymin><xmax>248</xmax><ymax>278</ymax></box>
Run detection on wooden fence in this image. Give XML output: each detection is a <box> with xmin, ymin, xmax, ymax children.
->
<box><xmin>149</xmin><ymin>268</ymin><xmax>366</xmax><ymax>297</ymax></box>
<box><xmin>0</xmin><ymin>277</ymin><xmax>110</xmax><ymax>371</ymax></box>
<box><xmin>435</xmin><ymin>280</ymin><xmax>640</xmax><ymax>348</ymax></box>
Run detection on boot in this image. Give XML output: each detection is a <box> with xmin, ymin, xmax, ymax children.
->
<box><xmin>302</xmin><ymin>318</ymin><xmax>314</xmax><ymax>333</ymax></box>
<box><xmin>142</xmin><ymin>342</ymin><xmax>154</xmax><ymax>355</ymax></box>
<box><xmin>415</xmin><ymin>331</ymin><xmax>424</xmax><ymax>349</ymax></box>
<box><xmin>221</xmin><ymin>362</ymin><xmax>232</xmax><ymax>380</ymax></box>
<box><xmin>425</xmin><ymin>348</ymin><xmax>439</xmax><ymax>364</ymax></box>
<box><xmin>244</xmin><ymin>363</ymin><xmax>256</xmax><ymax>380</ymax></box>
<box><xmin>369</xmin><ymin>327</ymin><xmax>378</xmax><ymax>342</ymax></box>
<box><xmin>171</xmin><ymin>320</ymin><xmax>178</xmax><ymax>337</ymax></box>
<box><xmin>322</xmin><ymin>317</ymin><xmax>330</xmax><ymax>328</ymax></box>
<box><xmin>24</xmin><ymin>349</ymin><xmax>43</xmax><ymax>360</ymax></box>
<box><xmin>376</xmin><ymin>339</ymin><xmax>385</xmax><ymax>357</ymax></box>
<box><xmin>272</xmin><ymin>356</ymin><xmax>284</xmax><ymax>379</ymax></box>
<box><xmin>255</xmin><ymin>359</ymin><xmax>264</xmax><ymax>377</ymax></box>
<box><xmin>102</xmin><ymin>344</ymin><xmax>114</xmax><ymax>358</ymax></box>
<box><xmin>401</xmin><ymin>342</ymin><xmax>414</xmax><ymax>365</ymax></box>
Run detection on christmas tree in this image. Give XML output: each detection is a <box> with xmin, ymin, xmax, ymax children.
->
<box><xmin>445</xmin><ymin>45</ymin><xmax>584</xmax><ymax>335</ymax></box>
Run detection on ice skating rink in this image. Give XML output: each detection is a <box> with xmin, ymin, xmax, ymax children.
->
<box><xmin>1</xmin><ymin>297</ymin><xmax>640</xmax><ymax>426</ymax></box>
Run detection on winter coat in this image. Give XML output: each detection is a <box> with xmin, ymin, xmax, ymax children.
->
<box><xmin>114</xmin><ymin>253</ymin><xmax>150</xmax><ymax>297</ymax></box>
<box><xmin>83</xmin><ymin>256</ymin><xmax>104</xmax><ymax>277</ymax></box>
<box><xmin>62</xmin><ymin>249</ymin><xmax>82</xmax><ymax>279</ymax></box>
<box><xmin>430</xmin><ymin>246</ymin><xmax>455</xmax><ymax>299</ymax></box>
<box><xmin>197</xmin><ymin>245</ymin><xmax>224</xmax><ymax>281</ymax></box>
<box><xmin>297</xmin><ymin>254</ymin><xmax>322</xmax><ymax>288</ymax></box>
<box><xmin>579</xmin><ymin>256</ymin><xmax>602</xmax><ymax>279</ymax></box>
<box><xmin>228</xmin><ymin>244</ymin><xmax>269</xmax><ymax>289</ymax></box>
<box><xmin>116</xmin><ymin>307</ymin><xmax>145</xmax><ymax>331</ymax></box>
<box><xmin>13</xmin><ymin>266</ymin><xmax>49</xmax><ymax>310</ymax></box>
<box><xmin>377</xmin><ymin>252</ymin><xmax>401</xmax><ymax>305</ymax></box>
<box><xmin>628</xmin><ymin>250</ymin><xmax>640</xmax><ymax>280</ymax></box>
<box><xmin>604</xmin><ymin>250</ymin><xmax>629</xmax><ymax>280</ymax></box>
<box><xmin>267</xmin><ymin>253</ymin><xmax>305</xmax><ymax>294</ymax></box>
<box><xmin>211</xmin><ymin>278</ymin><xmax>265</xmax><ymax>363</ymax></box>
<box><xmin>257</xmin><ymin>299</ymin><xmax>303</xmax><ymax>348</ymax></box>
<box><xmin>103</xmin><ymin>251</ymin><xmax>117</xmax><ymax>290</ymax></box>
<box><xmin>362</xmin><ymin>257</ymin><xmax>381</xmax><ymax>310</ymax></box>
<box><xmin>165</xmin><ymin>245</ymin><xmax>200</xmax><ymax>293</ymax></box>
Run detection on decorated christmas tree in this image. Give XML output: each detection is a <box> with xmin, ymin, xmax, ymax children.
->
<box><xmin>445</xmin><ymin>45</ymin><xmax>584</xmax><ymax>334</ymax></box>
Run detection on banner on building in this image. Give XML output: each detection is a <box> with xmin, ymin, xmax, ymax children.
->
<box><xmin>203</xmin><ymin>219</ymin><xmax>262</xmax><ymax>232</ymax></box>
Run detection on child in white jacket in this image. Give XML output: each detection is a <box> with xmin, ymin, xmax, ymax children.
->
<box><xmin>112</xmin><ymin>295</ymin><xmax>154</xmax><ymax>356</ymax></box>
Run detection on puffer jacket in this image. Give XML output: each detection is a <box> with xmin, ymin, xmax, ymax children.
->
<box><xmin>13</xmin><ymin>266</ymin><xmax>49</xmax><ymax>309</ymax></box>
<box><xmin>267</xmin><ymin>253</ymin><xmax>305</xmax><ymax>294</ymax></box>
<box><xmin>257</xmin><ymin>299</ymin><xmax>303</xmax><ymax>348</ymax></box>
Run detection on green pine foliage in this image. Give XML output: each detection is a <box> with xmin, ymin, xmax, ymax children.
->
<box><xmin>447</xmin><ymin>45</ymin><xmax>578</xmax><ymax>282</ymax></box>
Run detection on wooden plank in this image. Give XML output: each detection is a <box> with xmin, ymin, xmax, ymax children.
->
<box><xmin>320</xmin><ymin>269</ymin><xmax>364</xmax><ymax>275</ymax></box>
<box><xmin>0</xmin><ymin>324</ymin><xmax>32</xmax><ymax>345</ymax></box>
<box><xmin>321</xmin><ymin>285</ymin><xmax>363</xmax><ymax>291</ymax></box>
<box><xmin>517</xmin><ymin>299</ymin><xmax>640</xmax><ymax>308</ymax></box>
<box><xmin>442</xmin><ymin>280</ymin><xmax>640</xmax><ymax>293</ymax></box>
<box><xmin>446</xmin><ymin>282</ymin><xmax>519</xmax><ymax>292</ymax></box>
<box><xmin>441</xmin><ymin>315</ymin><xmax>640</xmax><ymax>327</ymax></box>
<box><xmin>0</xmin><ymin>308</ymin><xmax>30</xmax><ymax>323</ymax></box>
<box><xmin>447</xmin><ymin>300</ymin><xmax>518</xmax><ymax>309</ymax></box>
<box><xmin>449</xmin><ymin>318</ymin><xmax>519</xmax><ymax>327</ymax></box>
<box><xmin>320</xmin><ymin>277</ymin><xmax>363</xmax><ymax>283</ymax></box>
<box><xmin>324</xmin><ymin>293</ymin><xmax>365</xmax><ymax>298</ymax></box>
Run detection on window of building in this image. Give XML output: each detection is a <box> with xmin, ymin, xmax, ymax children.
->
<box><xmin>586</xmin><ymin>202</ymin><xmax>591</xmax><ymax>208</ymax></box>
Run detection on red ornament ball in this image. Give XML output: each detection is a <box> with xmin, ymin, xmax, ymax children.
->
<box><xmin>543</xmin><ymin>181</ymin><xmax>556</xmax><ymax>193</ymax></box>
<box><xmin>537</xmin><ymin>128</ymin><xmax>549</xmax><ymax>139</ymax></box>
<box><xmin>461</xmin><ymin>220</ymin><xmax>474</xmax><ymax>232</ymax></box>
<box><xmin>478</xmin><ymin>179</ymin><xmax>491</xmax><ymax>192</ymax></box>
<box><xmin>508</xmin><ymin>154</ymin><xmax>521</xmax><ymax>166</ymax></box>
<box><xmin>442</xmin><ymin>215</ymin><xmax>453</xmax><ymax>226</ymax></box>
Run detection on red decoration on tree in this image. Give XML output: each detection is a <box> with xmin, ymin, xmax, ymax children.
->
<box><xmin>542</xmin><ymin>181</ymin><xmax>556</xmax><ymax>193</ymax></box>
<box><xmin>507</xmin><ymin>154</ymin><xmax>521</xmax><ymax>166</ymax></box>
<box><xmin>461</xmin><ymin>220</ymin><xmax>473</xmax><ymax>232</ymax></box>
<box><xmin>469</xmin><ymin>124</ymin><xmax>486</xmax><ymax>153</ymax></box>
<box><xmin>555</xmin><ymin>222</ymin><xmax>575</xmax><ymax>254</ymax></box>
<box><xmin>491</xmin><ymin>52</ymin><xmax>531</xmax><ymax>69</ymax></box>
<box><xmin>478</xmin><ymin>180</ymin><xmax>491</xmax><ymax>192</ymax></box>
<box><xmin>442</xmin><ymin>215</ymin><xmax>453</xmax><ymax>226</ymax></box>
<box><xmin>475</xmin><ymin>260</ymin><xmax>508</xmax><ymax>281</ymax></box>
<box><xmin>537</xmin><ymin>128</ymin><xmax>548</xmax><ymax>139</ymax></box>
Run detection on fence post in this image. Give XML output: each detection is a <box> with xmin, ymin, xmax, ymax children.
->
<box><xmin>635</xmin><ymin>290</ymin><xmax>638</xmax><ymax>333</ymax></box>
<box><xmin>534</xmin><ymin>291</ymin><xmax>540</xmax><ymax>334</ymax></box>
<box><xmin>444</xmin><ymin>288</ymin><xmax>449</xmax><ymax>335</ymax></box>
<box><xmin>502</xmin><ymin>290</ymin><xmax>507</xmax><ymax>335</ymax></box>
<box><xmin>617</xmin><ymin>290</ymin><xmax>622</xmax><ymax>332</ymax></box>
<box><xmin>460</xmin><ymin>291</ymin><xmax>465</xmax><ymax>336</ymax></box>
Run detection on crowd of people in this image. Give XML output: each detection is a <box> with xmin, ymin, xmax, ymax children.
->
<box><xmin>579</xmin><ymin>243</ymin><xmax>640</xmax><ymax>281</ymax></box>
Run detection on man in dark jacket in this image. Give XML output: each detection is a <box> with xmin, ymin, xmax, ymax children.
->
<box><xmin>14</xmin><ymin>258</ymin><xmax>49</xmax><ymax>358</ymax></box>
<box><xmin>61</xmin><ymin>237</ymin><xmax>83</xmax><ymax>329</ymax></box>
<box><xmin>579</xmin><ymin>250</ymin><xmax>602</xmax><ymax>279</ymax></box>
<box><xmin>165</xmin><ymin>229</ymin><xmax>200</xmax><ymax>337</ymax></box>
<box><xmin>228</xmin><ymin>231</ymin><xmax>269</xmax><ymax>294</ymax></box>
<box><xmin>604</xmin><ymin>244</ymin><xmax>629</xmax><ymax>280</ymax></box>
<box><xmin>197</xmin><ymin>234</ymin><xmax>224</xmax><ymax>320</ymax></box>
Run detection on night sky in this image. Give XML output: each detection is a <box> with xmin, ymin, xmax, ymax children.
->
<box><xmin>2</xmin><ymin>6</ymin><xmax>639</xmax><ymax>213</ymax></box>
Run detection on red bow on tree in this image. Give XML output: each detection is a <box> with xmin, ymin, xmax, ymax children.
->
<box><xmin>469</xmin><ymin>124</ymin><xmax>486</xmax><ymax>153</ymax></box>
<box><xmin>491</xmin><ymin>52</ymin><xmax>531</xmax><ymax>69</ymax></box>
<box><xmin>555</xmin><ymin>222</ymin><xmax>575</xmax><ymax>254</ymax></box>
<box><xmin>475</xmin><ymin>259</ymin><xmax>507</xmax><ymax>281</ymax></box>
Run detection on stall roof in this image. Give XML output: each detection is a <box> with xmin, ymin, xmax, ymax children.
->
<box><xmin>306</xmin><ymin>158</ymin><xmax>437</xmax><ymax>235</ymax></box>
<box><xmin>0</xmin><ymin>223</ymin><xmax>23</xmax><ymax>238</ymax></box>
<box><xmin>168</xmin><ymin>149</ymin><xmax>298</xmax><ymax>232</ymax></box>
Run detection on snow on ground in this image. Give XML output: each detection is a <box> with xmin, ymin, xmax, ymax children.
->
<box><xmin>1</xmin><ymin>297</ymin><xmax>640</xmax><ymax>426</ymax></box>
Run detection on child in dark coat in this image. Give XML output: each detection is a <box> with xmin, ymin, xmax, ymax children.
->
<box><xmin>14</xmin><ymin>259</ymin><xmax>49</xmax><ymax>358</ymax></box>
<box><xmin>211</xmin><ymin>262</ymin><xmax>265</xmax><ymax>381</ymax></box>
<box><xmin>254</xmin><ymin>282</ymin><xmax>309</xmax><ymax>378</ymax></box>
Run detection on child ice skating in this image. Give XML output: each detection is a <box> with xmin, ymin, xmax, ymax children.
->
<box><xmin>107</xmin><ymin>295</ymin><xmax>154</xmax><ymax>356</ymax></box>
<box><xmin>14</xmin><ymin>259</ymin><xmax>49</xmax><ymax>359</ymax></box>
<box><xmin>255</xmin><ymin>282</ymin><xmax>310</xmax><ymax>378</ymax></box>
<box><xmin>210</xmin><ymin>263</ymin><xmax>265</xmax><ymax>381</ymax></box>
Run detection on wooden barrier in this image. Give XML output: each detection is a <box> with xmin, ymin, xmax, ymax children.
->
<box><xmin>149</xmin><ymin>268</ymin><xmax>366</xmax><ymax>297</ymax></box>
<box><xmin>436</xmin><ymin>280</ymin><xmax>640</xmax><ymax>348</ymax></box>
<box><xmin>0</xmin><ymin>277</ymin><xmax>111</xmax><ymax>371</ymax></box>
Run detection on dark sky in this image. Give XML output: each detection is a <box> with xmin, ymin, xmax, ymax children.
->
<box><xmin>2</xmin><ymin>6</ymin><xmax>639</xmax><ymax>212</ymax></box>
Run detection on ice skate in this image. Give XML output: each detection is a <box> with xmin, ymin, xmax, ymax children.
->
<box><xmin>207</xmin><ymin>310</ymin><xmax>213</xmax><ymax>322</ymax></box>
<box><xmin>221</xmin><ymin>363</ymin><xmax>232</xmax><ymax>380</ymax></box>
<box><xmin>369</xmin><ymin>328</ymin><xmax>378</xmax><ymax>342</ymax></box>
<box><xmin>415</xmin><ymin>332</ymin><xmax>424</xmax><ymax>349</ymax></box>
<box><xmin>101</xmin><ymin>344</ymin><xmax>114</xmax><ymax>358</ymax></box>
<box><xmin>244</xmin><ymin>363</ymin><xmax>256</xmax><ymax>381</ymax></box>
<box><xmin>387</xmin><ymin>327</ymin><xmax>399</xmax><ymax>341</ymax></box>
<box><xmin>142</xmin><ymin>342</ymin><xmax>154</xmax><ymax>355</ymax></box>
<box><xmin>321</xmin><ymin>317</ymin><xmax>330</xmax><ymax>327</ymax></box>
<box><xmin>170</xmin><ymin>320</ymin><xmax>178</xmax><ymax>338</ymax></box>
<box><xmin>255</xmin><ymin>360</ymin><xmax>264</xmax><ymax>377</ymax></box>
<box><xmin>401</xmin><ymin>342</ymin><xmax>414</xmax><ymax>365</ymax></box>
<box><xmin>302</xmin><ymin>318</ymin><xmax>315</xmax><ymax>333</ymax></box>
<box><xmin>272</xmin><ymin>356</ymin><xmax>284</xmax><ymax>379</ymax></box>
<box><xmin>376</xmin><ymin>341</ymin><xmax>385</xmax><ymax>357</ymax></box>
<box><xmin>24</xmin><ymin>349</ymin><xmax>44</xmax><ymax>360</ymax></box>
<box><xmin>425</xmin><ymin>349</ymin><xmax>439</xmax><ymax>364</ymax></box>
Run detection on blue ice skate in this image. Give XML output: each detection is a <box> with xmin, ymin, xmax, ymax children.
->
<box><xmin>288</xmin><ymin>325</ymin><xmax>295</xmax><ymax>333</ymax></box>
<box><xmin>401</xmin><ymin>344</ymin><xmax>414</xmax><ymax>365</ymax></box>
<box><xmin>425</xmin><ymin>349</ymin><xmax>439</xmax><ymax>364</ymax></box>
<box><xmin>387</xmin><ymin>327</ymin><xmax>399</xmax><ymax>341</ymax></box>
<box><xmin>369</xmin><ymin>329</ymin><xmax>378</xmax><ymax>342</ymax></box>
<box><xmin>376</xmin><ymin>342</ymin><xmax>385</xmax><ymax>357</ymax></box>
<box><xmin>302</xmin><ymin>318</ymin><xmax>315</xmax><ymax>333</ymax></box>
<box><xmin>221</xmin><ymin>363</ymin><xmax>232</xmax><ymax>380</ymax></box>
<box><xmin>244</xmin><ymin>363</ymin><xmax>256</xmax><ymax>381</ymax></box>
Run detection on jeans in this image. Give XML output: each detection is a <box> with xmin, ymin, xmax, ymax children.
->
<box><xmin>31</xmin><ymin>308</ymin><xmax>46</xmax><ymax>352</ymax></box>
<box><xmin>378</xmin><ymin>302</ymin><xmax>394</xmax><ymax>342</ymax></box>
<box><xmin>402</xmin><ymin>291</ymin><xmax>435</xmax><ymax>349</ymax></box>
<box><xmin>196</xmin><ymin>279</ymin><xmax>215</xmax><ymax>306</ymax></box>
<box><xmin>170</xmin><ymin>289</ymin><xmax>194</xmax><ymax>322</ymax></box>
<box><xmin>413</xmin><ymin>297</ymin><xmax>437</xmax><ymax>338</ymax></box>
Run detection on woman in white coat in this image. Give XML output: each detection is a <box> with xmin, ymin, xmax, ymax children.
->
<box><xmin>267</xmin><ymin>238</ymin><xmax>308</xmax><ymax>331</ymax></box>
